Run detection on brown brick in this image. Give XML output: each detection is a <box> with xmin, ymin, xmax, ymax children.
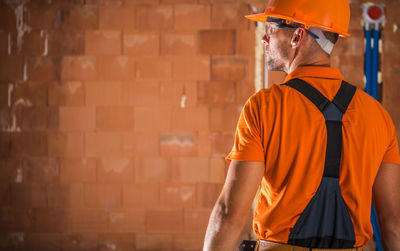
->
<box><xmin>11</xmin><ymin>81</ymin><xmax>48</xmax><ymax>107</ymax></box>
<box><xmin>0</xmin><ymin>56</ymin><xmax>24</xmax><ymax>81</ymax></box>
<box><xmin>96</xmin><ymin>106</ymin><xmax>134</xmax><ymax>131</ymax></box>
<box><xmin>160</xmin><ymin>132</ymin><xmax>196</xmax><ymax>157</ymax></box>
<box><xmin>11</xmin><ymin>132</ymin><xmax>48</xmax><ymax>157</ymax></box>
<box><xmin>160</xmin><ymin>183</ymin><xmax>196</xmax><ymax>207</ymax></box>
<box><xmin>98</xmin><ymin>56</ymin><xmax>135</xmax><ymax>81</ymax></box>
<box><xmin>196</xmin><ymin>183</ymin><xmax>222</xmax><ymax>208</ymax></box>
<box><xmin>172</xmin><ymin>56</ymin><xmax>210</xmax><ymax>80</ymax></box>
<box><xmin>163</xmin><ymin>0</ymin><xmax>196</xmax><ymax>3</ymax></box>
<box><xmin>236</xmin><ymin>80</ymin><xmax>256</xmax><ymax>104</ymax></box>
<box><xmin>85</xmin><ymin>132</ymin><xmax>123</xmax><ymax>157</ymax></box>
<box><xmin>14</xmin><ymin>107</ymin><xmax>50</xmax><ymax>131</ymax></box>
<box><xmin>48</xmin><ymin>30</ymin><xmax>85</xmax><ymax>56</ymax></box>
<box><xmin>0</xmin><ymin>183</ymin><xmax>10</xmax><ymax>206</ymax></box>
<box><xmin>135</xmin><ymin>5</ymin><xmax>173</xmax><ymax>31</ymax></box>
<box><xmin>211</xmin><ymin>56</ymin><xmax>248</xmax><ymax>81</ymax></box>
<box><xmin>197</xmin><ymin>80</ymin><xmax>236</xmax><ymax>105</ymax></box>
<box><xmin>68</xmin><ymin>209</ymin><xmax>108</xmax><ymax>232</ymax></box>
<box><xmin>49</xmin><ymin>81</ymin><xmax>85</xmax><ymax>106</ymax></box>
<box><xmin>198</xmin><ymin>29</ymin><xmax>235</xmax><ymax>55</ymax></box>
<box><xmin>211</xmin><ymin>132</ymin><xmax>234</xmax><ymax>157</ymax></box>
<box><xmin>136</xmin><ymin>57</ymin><xmax>172</xmax><ymax>80</ymax></box>
<box><xmin>60</xmin><ymin>233</ymin><xmax>98</xmax><ymax>250</ymax></box>
<box><xmin>61</xmin><ymin>56</ymin><xmax>97</xmax><ymax>81</ymax></box>
<box><xmin>47</xmin><ymin>184</ymin><xmax>84</xmax><ymax>208</ymax></box>
<box><xmin>333</xmin><ymin>30</ymin><xmax>364</xmax><ymax>57</ymax></box>
<box><xmin>210</xmin><ymin>105</ymin><xmax>241</xmax><ymax>131</ymax></box>
<box><xmin>59</xmin><ymin>107</ymin><xmax>96</xmax><ymax>132</ymax></box>
<box><xmin>0</xmin><ymin>31</ymin><xmax>7</xmax><ymax>56</ymax></box>
<box><xmin>85</xmin><ymin>81</ymin><xmax>124</xmax><ymax>106</ymax></box>
<box><xmin>161</xmin><ymin>32</ymin><xmax>196</xmax><ymax>55</ymax></box>
<box><xmin>24</xmin><ymin>5</ymin><xmax>56</xmax><ymax>30</ymax></box>
<box><xmin>173</xmin><ymin>233</ymin><xmax>204</xmax><ymax>250</ymax></box>
<box><xmin>48</xmin><ymin>132</ymin><xmax>84</xmax><ymax>157</ymax></box>
<box><xmin>85</xmin><ymin>30</ymin><xmax>122</xmax><ymax>56</ymax></box>
<box><xmin>124</xmin><ymin>33</ymin><xmax>159</xmax><ymax>56</ymax></box>
<box><xmin>22</xmin><ymin>157</ymin><xmax>59</xmax><ymax>183</ymax></box>
<box><xmin>26</xmin><ymin>56</ymin><xmax>60</xmax><ymax>81</ymax></box>
<box><xmin>147</xmin><ymin>209</ymin><xmax>183</xmax><ymax>233</ymax></box>
<box><xmin>135</xmin><ymin>157</ymin><xmax>170</xmax><ymax>183</ymax></box>
<box><xmin>209</xmin><ymin>157</ymin><xmax>227</xmax><ymax>183</ymax></box>
<box><xmin>0</xmin><ymin>133</ymin><xmax>11</xmax><ymax>157</ymax></box>
<box><xmin>236</xmin><ymin>28</ymin><xmax>255</xmax><ymax>56</ymax></box>
<box><xmin>98</xmin><ymin>157</ymin><xmax>134</xmax><ymax>183</ymax></box>
<box><xmin>18</xmin><ymin>30</ymin><xmax>45</xmax><ymax>56</ymax></box>
<box><xmin>0</xmin><ymin>83</ymin><xmax>8</xmax><ymax>107</ymax></box>
<box><xmin>135</xmin><ymin>233</ymin><xmax>173</xmax><ymax>251</ymax></box>
<box><xmin>211</xmin><ymin>3</ymin><xmax>249</xmax><ymax>29</ymax></box>
<box><xmin>124</xmin><ymin>0</ymin><xmax>159</xmax><ymax>4</ymax></box>
<box><xmin>0</xmin><ymin>6</ymin><xmax>16</xmax><ymax>30</ymax></box>
<box><xmin>134</xmin><ymin>107</ymin><xmax>171</xmax><ymax>131</ymax></box>
<box><xmin>24</xmin><ymin>233</ymin><xmax>62</xmax><ymax>251</ymax></box>
<box><xmin>171</xmin><ymin>157</ymin><xmax>209</xmax><ymax>183</ymax></box>
<box><xmin>124</xmin><ymin>81</ymin><xmax>160</xmax><ymax>106</ymax></box>
<box><xmin>59</xmin><ymin>158</ymin><xmax>97</xmax><ymax>183</ymax></box>
<box><xmin>337</xmin><ymin>55</ymin><xmax>364</xmax><ymax>85</ymax></box>
<box><xmin>99</xmin><ymin>6</ymin><xmax>135</xmax><ymax>31</ymax></box>
<box><xmin>0</xmin><ymin>208</ymin><xmax>31</xmax><ymax>232</ymax></box>
<box><xmin>84</xmin><ymin>184</ymin><xmax>121</xmax><ymax>208</ymax></box>
<box><xmin>0</xmin><ymin>158</ymin><xmax>20</xmax><ymax>183</ymax></box>
<box><xmin>31</xmin><ymin>208</ymin><xmax>68</xmax><ymax>233</ymax></box>
<box><xmin>10</xmin><ymin>183</ymin><xmax>47</xmax><ymax>208</ymax></box>
<box><xmin>61</xmin><ymin>5</ymin><xmax>98</xmax><ymax>30</ymax></box>
<box><xmin>123</xmin><ymin>183</ymin><xmax>159</xmax><ymax>208</ymax></box>
<box><xmin>174</xmin><ymin>4</ymin><xmax>210</xmax><ymax>30</ymax></box>
<box><xmin>108</xmin><ymin>209</ymin><xmax>145</xmax><ymax>232</ymax></box>
<box><xmin>98</xmin><ymin>233</ymin><xmax>136</xmax><ymax>251</ymax></box>
<box><xmin>0</xmin><ymin>232</ymin><xmax>25</xmax><ymax>250</ymax></box>
<box><xmin>160</xmin><ymin>80</ymin><xmax>197</xmax><ymax>107</ymax></box>
<box><xmin>172</xmin><ymin>107</ymin><xmax>209</xmax><ymax>131</ymax></box>
<box><xmin>183</xmin><ymin>208</ymin><xmax>211</xmax><ymax>232</ymax></box>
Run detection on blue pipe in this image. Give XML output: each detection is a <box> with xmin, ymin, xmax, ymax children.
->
<box><xmin>364</xmin><ymin>29</ymin><xmax>372</xmax><ymax>94</ymax></box>
<box><xmin>371</xmin><ymin>29</ymin><xmax>380</xmax><ymax>100</ymax></box>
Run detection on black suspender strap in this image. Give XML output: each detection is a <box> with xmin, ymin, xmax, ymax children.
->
<box><xmin>283</xmin><ymin>78</ymin><xmax>357</xmax><ymax>178</ymax></box>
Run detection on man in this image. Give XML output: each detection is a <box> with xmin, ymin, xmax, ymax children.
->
<box><xmin>203</xmin><ymin>0</ymin><xmax>400</xmax><ymax>250</ymax></box>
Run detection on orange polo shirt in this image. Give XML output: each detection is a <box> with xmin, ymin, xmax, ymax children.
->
<box><xmin>226</xmin><ymin>66</ymin><xmax>400</xmax><ymax>247</ymax></box>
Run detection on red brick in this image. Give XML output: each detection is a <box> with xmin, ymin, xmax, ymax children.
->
<box><xmin>236</xmin><ymin>28</ymin><xmax>255</xmax><ymax>56</ymax></box>
<box><xmin>172</xmin><ymin>107</ymin><xmax>209</xmax><ymax>131</ymax></box>
<box><xmin>87</xmin><ymin>0</ymin><xmax>124</xmax><ymax>5</ymax></box>
<box><xmin>26</xmin><ymin>57</ymin><xmax>60</xmax><ymax>81</ymax></box>
<box><xmin>123</xmin><ymin>81</ymin><xmax>160</xmax><ymax>106</ymax></box>
<box><xmin>171</xmin><ymin>157</ymin><xmax>209</xmax><ymax>183</ymax></box>
<box><xmin>121</xmin><ymin>132</ymin><xmax>159</xmax><ymax>157</ymax></box>
<box><xmin>160</xmin><ymin>133</ymin><xmax>196</xmax><ymax>157</ymax></box>
<box><xmin>173</xmin><ymin>233</ymin><xmax>204</xmax><ymax>250</ymax></box>
<box><xmin>96</xmin><ymin>106</ymin><xmax>134</xmax><ymax>131</ymax></box>
<box><xmin>98</xmin><ymin>56</ymin><xmax>135</xmax><ymax>81</ymax></box>
<box><xmin>47</xmin><ymin>184</ymin><xmax>84</xmax><ymax>208</ymax></box>
<box><xmin>108</xmin><ymin>209</ymin><xmax>145</xmax><ymax>232</ymax></box>
<box><xmin>198</xmin><ymin>29</ymin><xmax>235</xmax><ymax>55</ymax></box>
<box><xmin>85</xmin><ymin>81</ymin><xmax>124</xmax><ymax>106</ymax></box>
<box><xmin>337</xmin><ymin>55</ymin><xmax>364</xmax><ymax>85</ymax></box>
<box><xmin>163</xmin><ymin>0</ymin><xmax>196</xmax><ymax>3</ymax></box>
<box><xmin>48</xmin><ymin>132</ymin><xmax>84</xmax><ymax>157</ymax></box>
<box><xmin>85</xmin><ymin>30</ymin><xmax>122</xmax><ymax>56</ymax></box>
<box><xmin>98</xmin><ymin>233</ymin><xmax>136</xmax><ymax>251</ymax></box>
<box><xmin>161</xmin><ymin>32</ymin><xmax>196</xmax><ymax>55</ymax></box>
<box><xmin>267</xmin><ymin>71</ymin><xmax>286</xmax><ymax>87</ymax></box>
<box><xmin>48</xmin><ymin>30</ymin><xmax>85</xmax><ymax>56</ymax></box>
<box><xmin>10</xmin><ymin>183</ymin><xmax>47</xmax><ymax>208</ymax></box>
<box><xmin>196</xmin><ymin>183</ymin><xmax>222</xmax><ymax>208</ymax></box>
<box><xmin>11</xmin><ymin>132</ymin><xmax>48</xmax><ymax>157</ymax></box>
<box><xmin>160</xmin><ymin>183</ymin><xmax>196</xmax><ymax>207</ymax></box>
<box><xmin>146</xmin><ymin>209</ymin><xmax>183</xmax><ymax>233</ymax></box>
<box><xmin>211</xmin><ymin>56</ymin><xmax>248</xmax><ymax>81</ymax></box>
<box><xmin>211</xmin><ymin>3</ymin><xmax>249</xmax><ymax>29</ymax></box>
<box><xmin>210</xmin><ymin>105</ymin><xmax>241</xmax><ymax>131</ymax></box>
<box><xmin>14</xmin><ymin>107</ymin><xmax>50</xmax><ymax>131</ymax></box>
<box><xmin>211</xmin><ymin>132</ymin><xmax>234</xmax><ymax>157</ymax></box>
<box><xmin>24</xmin><ymin>4</ymin><xmax>56</xmax><ymax>30</ymax></box>
<box><xmin>136</xmin><ymin>57</ymin><xmax>172</xmax><ymax>80</ymax></box>
<box><xmin>11</xmin><ymin>81</ymin><xmax>48</xmax><ymax>107</ymax></box>
<box><xmin>84</xmin><ymin>184</ymin><xmax>121</xmax><ymax>208</ymax></box>
<box><xmin>0</xmin><ymin>31</ymin><xmax>7</xmax><ymax>56</ymax></box>
<box><xmin>123</xmin><ymin>183</ymin><xmax>159</xmax><ymax>208</ymax></box>
<box><xmin>172</xmin><ymin>56</ymin><xmax>210</xmax><ymax>80</ymax></box>
<box><xmin>135</xmin><ymin>5</ymin><xmax>173</xmax><ymax>31</ymax></box>
<box><xmin>0</xmin><ymin>6</ymin><xmax>16</xmax><ymax>30</ymax></box>
<box><xmin>0</xmin><ymin>208</ymin><xmax>31</xmax><ymax>231</ymax></box>
<box><xmin>49</xmin><ymin>81</ymin><xmax>84</xmax><ymax>106</ymax></box>
<box><xmin>30</xmin><ymin>208</ymin><xmax>68</xmax><ymax>232</ymax></box>
<box><xmin>125</xmin><ymin>0</ymin><xmax>159</xmax><ymax>5</ymax></box>
<box><xmin>0</xmin><ymin>183</ymin><xmax>9</xmax><ymax>206</ymax></box>
<box><xmin>135</xmin><ymin>157</ymin><xmax>170</xmax><ymax>183</ymax></box>
<box><xmin>332</xmin><ymin>30</ymin><xmax>364</xmax><ymax>57</ymax></box>
<box><xmin>68</xmin><ymin>209</ymin><xmax>108</xmax><ymax>232</ymax></box>
<box><xmin>0</xmin><ymin>133</ymin><xmax>11</xmax><ymax>157</ymax></box>
<box><xmin>61</xmin><ymin>56</ymin><xmax>97</xmax><ymax>81</ymax></box>
<box><xmin>134</xmin><ymin>107</ymin><xmax>171</xmax><ymax>131</ymax></box>
<box><xmin>98</xmin><ymin>157</ymin><xmax>134</xmax><ymax>183</ymax></box>
<box><xmin>174</xmin><ymin>4</ymin><xmax>210</xmax><ymax>30</ymax></box>
<box><xmin>135</xmin><ymin>233</ymin><xmax>173</xmax><ymax>251</ymax></box>
<box><xmin>236</xmin><ymin>80</ymin><xmax>256</xmax><ymax>104</ymax></box>
<box><xmin>0</xmin><ymin>56</ymin><xmax>24</xmax><ymax>81</ymax></box>
<box><xmin>197</xmin><ymin>131</ymin><xmax>212</xmax><ymax>157</ymax></box>
<box><xmin>59</xmin><ymin>158</ymin><xmax>97</xmax><ymax>183</ymax></box>
<box><xmin>99</xmin><ymin>6</ymin><xmax>135</xmax><ymax>31</ymax></box>
<box><xmin>60</xmin><ymin>233</ymin><xmax>98</xmax><ymax>250</ymax></box>
<box><xmin>197</xmin><ymin>80</ymin><xmax>236</xmax><ymax>105</ymax></box>
<box><xmin>85</xmin><ymin>132</ymin><xmax>123</xmax><ymax>157</ymax></box>
<box><xmin>160</xmin><ymin>80</ymin><xmax>197</xmax><ymax>107</ymax></box>
<box><xmin>61</xmin><ymin>5</ymin><xmax>98</xmax><ymax>30</ymax></box>
<box><xmin>22</xmin><ymin>157</ymin><xmax>59</xmax><ymax>183</ymax></box>
<box><xmin>0</xmin><ymin>108</ymin><xmax>14</xmax><ymax>133</ymax></box>
<box><xmin>0</xmin><ymin>158</ymin><xmax>20</xmax><ymax>183</ymax></box>
<box><xmin>19</xmin><ymin>30</ymin><xmax>45</xmax><ymax>56</ymax></box>
<box><xmin>59</xmin><ymin>107</ymin><xmax>96</xmax><ymax>132</ymax></box>
<box><xmin>183</xmin><ymin>208</ymin><xmax>211</xmax><ymax>232</ymax></box>
<box><xmin>209</xmin><ymin>157</ymin><xmax>227</xmax><ymax>183</ymax></box>
<box><xmin>124</xmin><ymin>33</ymin><xmax>159</xmax><ymax>56</ymax></box>
<box><xmin>0</xmin><ymin>232</ymin><xmax>25</xmax><ymax>250</ymax></box>
<box><xmin>0</xmin><ymin>83</ymin><xmax>8</xmax><ymax>107</ymax></box>
<box><xmin>24</xmin><ymin>233</ymin><xmax>62</xmax><ymax>251</ymax></box>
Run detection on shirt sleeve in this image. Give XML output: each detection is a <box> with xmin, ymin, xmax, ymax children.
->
<box><xmin>382</xmin><ymin>114</ymin><xmax>400</xmax><ymax>164</ymax></box>
<box><xmin>226</xmin><ymin>95</ymin><xmax>265</xmax><ymax>162</ymax></box>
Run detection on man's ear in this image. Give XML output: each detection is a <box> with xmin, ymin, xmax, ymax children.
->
<box><xmin>291</xmin><ymin>27</ymin><xmax>307</xmax><ymax>48</ymax></box>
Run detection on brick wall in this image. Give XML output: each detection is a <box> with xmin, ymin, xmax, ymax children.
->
<box><xmin>0</xmin><ymin>0</ymin><xmax>399</xmax><ymax>250</ymax></box>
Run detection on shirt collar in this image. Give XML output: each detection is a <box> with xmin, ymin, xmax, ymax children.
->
<box><xmin>284</xmin><ymin>66</ymin><xmax>343</xmax><ymax>83</ymax></box>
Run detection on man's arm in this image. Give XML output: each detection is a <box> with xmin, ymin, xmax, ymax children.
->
<box><xmin>372</xmin><ymin>162</ymin><xmax>400</xmax><ymax>250</ymax></box>
<box><xmin>203</xmin><ymin>160</ymin><xmax>265</xmax><ymax>251</ymax></box>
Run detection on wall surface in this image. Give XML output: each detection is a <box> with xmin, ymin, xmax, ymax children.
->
<box><xmin>0</xmin><ymin>0</ymin><xmax>399</xmax><ymax>250</ymax></box>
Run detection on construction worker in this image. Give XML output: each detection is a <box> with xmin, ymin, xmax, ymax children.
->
<box><xmin>203</xmin><ymin>0</ymin><xmax>400</xmax><ymax>250</ymax></box>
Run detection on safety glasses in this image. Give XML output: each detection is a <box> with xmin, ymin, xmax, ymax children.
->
<box><xmin>266</xmin><ymin>17</ymin><xmax>319</xmax><ymax>39</ymax></box>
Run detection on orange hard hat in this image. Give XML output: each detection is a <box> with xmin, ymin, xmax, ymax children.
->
<box><xmin>245</xmin><ymin>0</ymin><xmax>351</xmax><ymax>37</ymax></box>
